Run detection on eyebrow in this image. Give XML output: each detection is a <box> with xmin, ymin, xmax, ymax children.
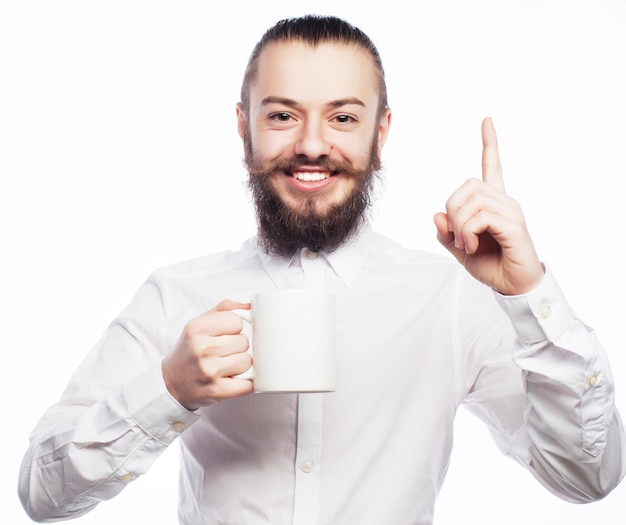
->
<box><xmin>260</xmin><ymin>96</ymin><xmax>366</xmax><ymax>109</ymax></box>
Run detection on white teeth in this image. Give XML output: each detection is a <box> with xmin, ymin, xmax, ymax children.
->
<box><xmin>293</xmin><ymin>171</ymin><xmax>329</xmax><ymax>182</ymax></box>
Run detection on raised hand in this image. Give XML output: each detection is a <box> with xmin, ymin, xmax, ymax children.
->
<box><xmin>433</xmin><ymin>118</ymin><xmax>544</xmax><ymax>295</ymax></box>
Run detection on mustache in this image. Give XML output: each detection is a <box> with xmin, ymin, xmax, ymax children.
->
<box><xmin>245</xmin><ymin>155</ymin><xmax>364</xmax><ymax>178</ymax></box>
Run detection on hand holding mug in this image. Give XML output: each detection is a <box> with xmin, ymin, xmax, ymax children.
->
<box><xmin>161</xmin><ymin>300</ymin><xmax>254</xmax><ymax>410</ymax></box>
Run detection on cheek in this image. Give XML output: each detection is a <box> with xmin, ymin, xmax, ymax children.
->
<box><xmin>331</xmin><ymin>132</ymin><xmax>374</xmax><ymax>165</ymax></box>
<box><xmin>251</xmin><ymin>126</ymin><xmax>293</xmax><ymax>159</ymax></box>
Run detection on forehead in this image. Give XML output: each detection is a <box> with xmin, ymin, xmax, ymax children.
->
<box><xmin>250</xmin><ymin>41</ymin><xmax>380</xmax><ymax>108</ymax></box>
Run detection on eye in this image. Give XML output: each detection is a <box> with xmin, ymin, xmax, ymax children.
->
<box><xmin>270</xmin><ymin>112</ymin><xmax>293</xmax><ymax>122</ymax></box>
<box><xmin>333</xmin><ymin>114</ymin><xmax>356</xmax><ymax>124</ymax></box>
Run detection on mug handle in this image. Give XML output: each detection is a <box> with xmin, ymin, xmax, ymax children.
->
<box><xmin>230</xmin><ymin>309</ymin><xmax>255</xmax><ymax>380</ymax></box>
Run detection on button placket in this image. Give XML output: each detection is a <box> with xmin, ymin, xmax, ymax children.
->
<box><xmin>292</xmin><ymin>247</ymin><xmax>325</xmax><ymax>521</ymax></box>
<box><xmin>292</xmin><ymin>393</ymin><xmax>323</xmax><ymax>523</ymax></box>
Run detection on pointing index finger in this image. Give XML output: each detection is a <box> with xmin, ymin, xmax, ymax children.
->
<box><xmin>481</xmin><ymin>117</ymin><xmax>505</xmax><ymax>192</ymax></box>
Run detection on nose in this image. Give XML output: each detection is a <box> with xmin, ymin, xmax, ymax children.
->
<box><xmin>294</xmin><ymin>119</ymin><xmax>332</xmax><ymax>159</ymax></box>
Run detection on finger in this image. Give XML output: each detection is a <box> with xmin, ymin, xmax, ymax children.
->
<box><xmin>200</xmin><ymin>355</ymin><xmax>255</xmax><ymax>401</ymax></box>
<box><xmin>205</xmin><ymin>333</ymin><xmax>250</xmax><ymax>357</ymax></box>
<box><xmin>434</xmin><ymin>211</ymin><xmax>468</xmax><ymax>258</ymax></box>
<box><xmin>213</xmin><ymin>375</ymin><xmax>255</xmax><ymax>400</ymax></box>
<box><xmin>448</xmin><ymin>188</ymin><xmax>512</xmax><ymax>251</ymax></box>
<box><xmin>184</xmin><ymin>311</ymin><xmax>246</xmax><ymax>343</ymax></box>
<box><xmin>194</xmin><ymin>300</ymin><xmax>251</xmax><ymax>336</ymax></box>
<box><xmin>208</xmin><ymin>352</ymin><xmax>253</xmax><ymax>378</ymax></box>
<box><xmin>214</xmin><ymin>299</ymin><xmax>251</xmax><ymax>312</ymax></box>
<box><xmin>481</xmin><ymin>117</ymin><xmax>505</xmax><ymax>192</ymax></box>
<box><xmin>433</xmin><ymin>212</ymin><xmax>455</xmax><ymax>247</ymax></box>
<box><xmin>457</xmin><ymin>209</ymin><xmax>499</xmax><ymax>254</ymax></box>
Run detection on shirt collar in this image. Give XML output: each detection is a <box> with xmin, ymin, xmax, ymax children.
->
<box><xmin>256</xmin><ymin>223</ymin><xmax>373</xmax><ymax>288</ymax></box>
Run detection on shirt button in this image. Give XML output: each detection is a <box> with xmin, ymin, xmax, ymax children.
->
<box><xmin>121</xmin><ymin>473</ymin><xmax>136</xmax><ymax>483</ymax></box>
<box><xmin>300</xmin><ymin>459</ymin><xmax>314</xmax><ymax>473</ymax></box>
<box><xmin>586</xmin><ymin>373</ymin><xmax>599</xmax><ymax>387</ymax></box>
<box><xmin>304</xmin><ymin>248</ymin><xmax>317</xmax><ymax>259</ymax></box>
<box><xmin>538</xmin><ymin>304</ymin><xmax>552</xmax><ymax>319</ymax></box>
<box><xmin>171</xmin><ymin>421</ymin><xmax>187</xmax><ymax>433</ymax></box>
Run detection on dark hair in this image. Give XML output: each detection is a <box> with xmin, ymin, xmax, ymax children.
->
<box><xmin>240</xmin><ymin>15</ymin><xmax>388</xmax><ymax>119</ymax></box>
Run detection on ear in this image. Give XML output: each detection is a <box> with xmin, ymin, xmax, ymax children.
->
<box><xmin>236</xmin><ymin>102</ymin><xmax>246</xmax><ymax>140</ymax></box>
<box><xmin>376</xmin><ymin>107</ymin><xmax>392</xmax><ymax>154</ymax></box>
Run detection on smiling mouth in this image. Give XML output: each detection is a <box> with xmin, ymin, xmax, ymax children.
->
<box><xmin>292</xmin><ymin>170</ymin><xmax>337</xmax><ymax>182</ymax></box>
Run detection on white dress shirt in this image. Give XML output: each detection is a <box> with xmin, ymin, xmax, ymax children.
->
<box><xmin>19</xmin><ymin>226</ymin><xmax>626</xmax><ymax>524</ymax></box>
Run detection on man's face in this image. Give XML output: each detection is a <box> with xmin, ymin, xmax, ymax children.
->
<box><xmin>237</xmin><ymin>41</ymin><xmax>391</xmax><ymax>255</ymax></box>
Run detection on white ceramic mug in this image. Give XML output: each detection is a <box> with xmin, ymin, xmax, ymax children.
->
<box><xmin>233</xmin><ymin>289</ymin><xmax>336</xmax><ymax>393</ymax></box>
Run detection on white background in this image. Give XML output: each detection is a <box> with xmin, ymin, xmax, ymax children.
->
<box><xmin>2</xmin><ymin>0</ymin><xmax>625</xmax><ymax>523</ymax></box>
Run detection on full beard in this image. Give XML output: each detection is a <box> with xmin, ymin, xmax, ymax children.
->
<box><xmin>244</xmin><ymin>134</ymin><xmax>382</xmax><ymax>257</ymax></box>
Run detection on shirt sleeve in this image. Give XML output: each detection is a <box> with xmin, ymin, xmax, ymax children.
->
<box><xmin>490</xmin><ymin>267</ymin><xmax>626</xmax><ymax>501</ymax></box>
<box><xmin>18</xmin><ymin>272</ymin><xmax>200</xmax><ymax>522</ymax></box>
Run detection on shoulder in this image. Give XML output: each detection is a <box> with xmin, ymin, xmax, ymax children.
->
<box><xmin>150</xmin><ymin>237</ymin><xmax>260</xmax><ymax>283</ymax></box>
<box><xmin>353</xmin><ymin>231</ymin><xmax>463</xmax><ymax>295</ymax></box>
<box><xmin>368</xmin><ymin>230</ymin><xmax>456</xmax><ymax>269</ymax></box>
<box><xmin>366</xmin><ymin>231</ymin><xmax>498</xmax><ymax>302</ymax></box>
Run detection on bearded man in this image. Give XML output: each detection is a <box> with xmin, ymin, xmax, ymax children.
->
<box><xmin>19</xmin><ymin>14</ymin><xmax>625</xmax><ymax>525</ymax></box>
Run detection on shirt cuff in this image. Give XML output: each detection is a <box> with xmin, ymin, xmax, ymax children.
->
<box><xmin>123</xmin><ymin>363</ymin><xmax>200</xmax><ymax>445</ymax></box>
<box><xmin>493</xmin><ymin>266</ymin><xmax>578</xmax><ymax>347</ymax></box>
